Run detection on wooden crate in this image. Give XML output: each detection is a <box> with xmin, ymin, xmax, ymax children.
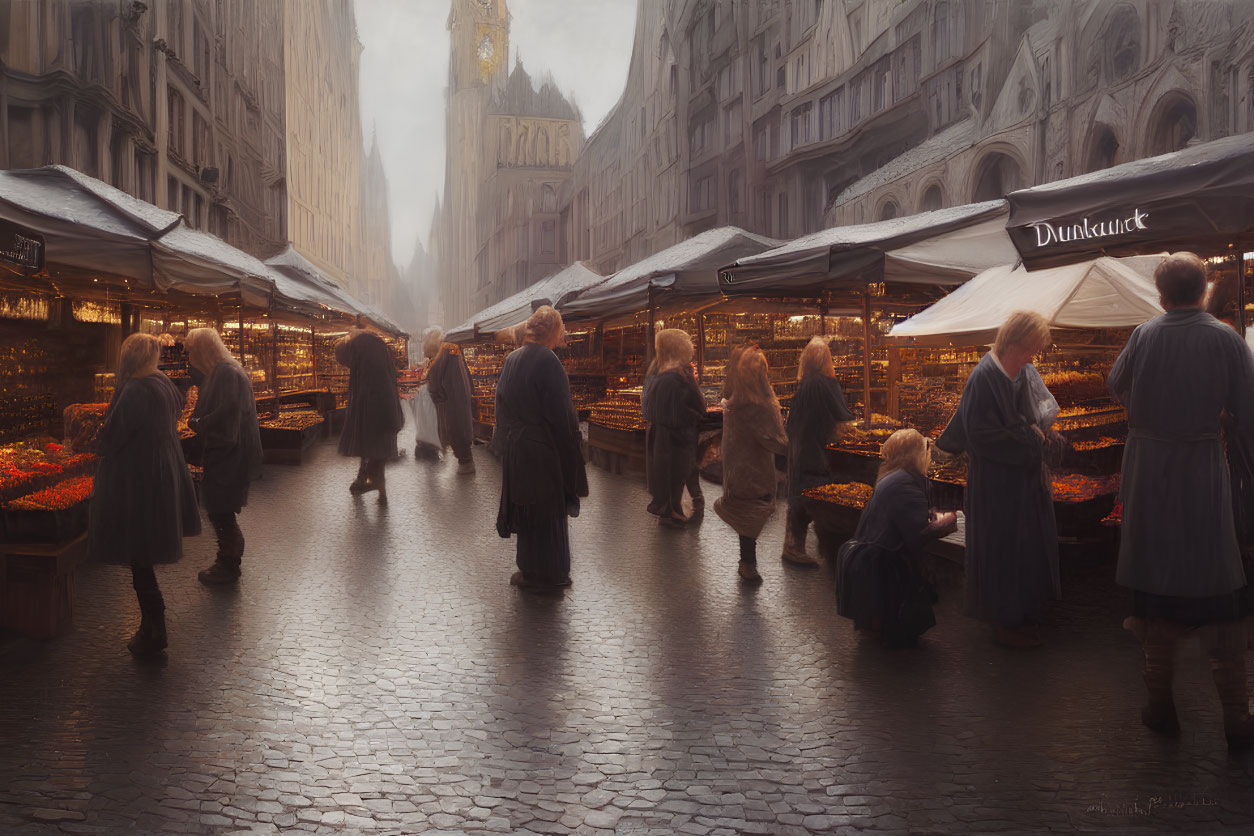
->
<box><xmin>1</xmin><ymin>534</ymin><xmax>87</xmax><ymax>639</ymax></box>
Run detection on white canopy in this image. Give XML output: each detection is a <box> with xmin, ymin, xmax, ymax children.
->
<box><xmin>889</xmin><ymin>254</ymin><xmax>1166</xmax><ymax>343</ymax></box>
<box><xmin>448</xmin><ymin>261</ymin><xmax>603</xmax><ymax>342</ymax></box>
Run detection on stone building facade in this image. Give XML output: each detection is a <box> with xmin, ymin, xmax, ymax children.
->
<box><xmin>434</xmin><ymin>0</ymin><xmax>585</xmax><ymax>326</ymax></box>
<box><xmin>1</xmin><ymin>0</ymin><xmax>288</xmax><ymax>257</ymax></box>
<box><xmin>556</xmin><ymin>0</ymin><xmax>1254</xmax><ymax>280</ymax></box>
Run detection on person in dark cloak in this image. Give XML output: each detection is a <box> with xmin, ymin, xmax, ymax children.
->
<box><xmin>641</xmin><ymin>328</ymin><xmax>706</xmax><ymax>527</ymax></box>
<box><xmin>1109</xmin><ymin>253</ymin><xmax>1254</xmax><ymax>745</ymax></box>
<box><xmin>422</xmin><ymin>327</ymin><xmax>477</xmax><ymax>474</ymax></box>
<box><xmin>715</xmin><ymin>347</ymin><xmax>788</xmax><ymax>584</ymax></box>
<box><xmin>185</xmin><ymin>328</ymin><xmax>262</xmax><ymax>586</ymax></box>
<box><xmin>783</xmin><ymin>336</ymin><xmax>854</xmax><ymax>565</ymax></box>
<box><xmin>836</xmin><ymin>429</ymin><xmax>957</xmax><ymax>647</ymax></box>
<box><xmin>949</xmin><ymin>311</ymin><xmax>1060</xmax><ymax>649</ymax></box>
<box><xmin>88</xmin><ymin>333</ymin><xmax>201</xmax><ymax>657</ymax></box>
<box><xmin>494</xmin><ymin>305</ymin><xmax>588</xmax><ymax>590</ymax></box>
<box><xmin>335</xmin><ymin>329</ymin><xmax>404</xmax><ymax>504</ymax></box>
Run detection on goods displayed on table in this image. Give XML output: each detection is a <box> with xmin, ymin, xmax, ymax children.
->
<box><xmin>1</xmin><ymin>439</ymin><xmax>98</xmax><ymax>541</ymax></box>
<box><xmin>803</xmin><ymin>481</ymin><xmax>875</xmax><ymax>509</ymax></box>
<box><xmin>5</xmin><ymin>474</ymin><xmax>93</xmax><ymax>512</ymax></box>
<box><xmin>260</xmin><ymin>406</ymin><xmax>324</xmax><ymax>432</ymax></box>
<box><xmin>589</xmin><ymin>388</ymin><xmax>647</xmax><ymax>432</ymax></box>
<box><xmin>835</xmin><ymin>414</ymin><xmax>904</xmax><ymax>454</ymax></box>
<box><xmin>63</xmin><ymin>403</ymin><xmax>108</xmax><ymax>453</ymax></box>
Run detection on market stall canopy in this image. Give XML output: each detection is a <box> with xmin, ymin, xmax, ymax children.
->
<box><xmin>1007</xmin><ymin>132</ymin><xmax>1254</xmax><ymax>269</ymax></box>
<box><xmin>561</xmin><ymin>227</ymin><xmax>780</xmax><ymax>322</ymax></box>
<box><xmin>153</xmin><ymin>222</ymin><xmax>273</xmax><ymax>308</ymax></box>
<box><xmin>0</xmin><ymin>165</ymin><xmax>180</xmax><ymax>283</ymax></box>
<box><xmin>888</xmin><ymin>254</ymin><xmax>1166</xmax><ymax>344</ymax></box>
<box><xmin>265</xmin><ymin>246</ymin><xmax>405</xmax><ymax>336</ymax></box>
<box><xmin>719</xmin><ymin>200</ymin><xmax>1016</xmax><ymax>297</ymax></box>
<box><xmin>448</xmin><ymin>261</ymin><xmax>603</xmax><ymax>342</ymax></box>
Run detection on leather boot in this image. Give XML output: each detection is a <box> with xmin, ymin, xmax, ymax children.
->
<box><xmin>1207</xmin><ymin>625</ymin><xmax>1254</xmax><ymax>747</ymax></box>
<box><xmin>349</xmin><ymin>458</ymin><xmax>371</xmax><ymax>494</ymax></box>
<box><xmin>370</xmin><ymin>459</ymin><xmax>388</xmax><ymax>505</ymax></box>
<box><xmin>1141</xmin><ymin>637</ymin><xmax>1180</xmax><ymax>734</ymax></box>
<box><xmin>200</xmin><ymin>514</ymin><xmax>242</xmax><ymax>585</ymax></box>
<box><xmin>781</xmin><ymin>527</ymin><xmax>817</xmax><ymax>565</ymax></box>
<box><xmin>128</xmin><ymin>588</ymin><xmax>168</xmax><ymax>658</ymax></box>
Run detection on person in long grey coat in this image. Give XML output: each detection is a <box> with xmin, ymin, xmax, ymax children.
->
<box><xmin>953</xmin><ymin>311</ymin><xmax>1060</xmax><ymax>649</ymax></box>
<box><xmin>186</xmin><ymin>328</ymin><xmax>262</xmax><ymax>586</ymax></box>
<box><xmin>783</xmin><ymin>336</ymin><xmax>854</xmax><ymax>565</ymax></box>
<box><xmin>715</xmin><ymin>347</ymin><xmax>788</xmax><ymax>584</ymax></box>
<box><xmin>1108</xmin><ymin>252</ymin><xmax>1254</xmax><ymax>745</ymax></box>
<box><xmin>422</xmin><ymin>328</ymin><xmax>476</xmax><ymax>474</ymax></box>
<box><xmin>494</xmin><ymin>306</ymin><xmax>588</xmax><ymax>590</ymax></box>
<box><xmin>336</xmin><ymin>330</ymin><xmax>404</xmax><ymax>503</ymax></box>
<box><xmin>88</xmin><ymin>333</ymin><xmax>201</xmax><ymax>658</ymax></box>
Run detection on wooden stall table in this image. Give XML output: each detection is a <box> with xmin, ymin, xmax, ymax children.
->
<box><xmin>1</xmin><ymin>533</ymin><xmax>87</xmax><ymax>639</ymax></box>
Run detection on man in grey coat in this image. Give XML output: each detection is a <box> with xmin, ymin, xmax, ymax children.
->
<box><xmin>1109</xmin><ymin>252</ymin><xmax>1254</xmax><ymax>746</ymax></box>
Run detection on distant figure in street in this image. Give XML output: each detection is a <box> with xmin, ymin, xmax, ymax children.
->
<box><xmin>1109</xmin><ymin>252</ymin><xmax>1254</xmax><ymax>745</ymax></box>
<box><xmin>494</xmin><ymin>305</ymin><xmax>588</xmax><ymax>590</ymax></box>
<box><xmin>336</xmin><ymin>330</ymin><xmax>403</xmax><ymax>504</ymax></box>
<box><xmin>642</xmin><ymin>329</ymin><xmax>706</xmax><ymax>527</ymax></box>
<box><xmin>185</xmin><ymin>328</ymin><xmax>262</xmax><ymax>586</ymax></box>
<box><xmin>952</xmin><ymin>311</ymin><xmax>1060</xmax><ymax>649</ymax></box>
<box><xmin>421</xmin><ymin>328</ymin><xmax>476</xmax><ymax>474</ymax></box>
<box><xmin>783</xmin><ymin>336</ymin><xmax>854</xmax><ymax>565</ymax></box>
<box><xmin>836</xmin><ymin>429</ymin><xmax>956</xmax><ymax>647</ymax></box>
<box><xmin>715</xmin><ymin>348</ymin><xmax>788</xmax><ymax>584</ymax></box>
<box><xmin>88</xmin><ymin>333</ymin><xmax>201</xmax><ymax>658</ymax></box>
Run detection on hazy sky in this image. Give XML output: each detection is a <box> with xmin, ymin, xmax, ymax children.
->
<box><xmin>355</xmin><ymin>0</ymin><xmax>638</xmax><ymax>270</ymax></box>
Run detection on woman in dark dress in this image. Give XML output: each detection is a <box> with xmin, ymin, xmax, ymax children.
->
<box><xmin>88</xmin><ymin>333</ymin><xmax>201</xmax><ymax>657</ymax></box>
<box><xmin>185</xmin><ymin>328</ymin><xmax>262</xmax><ymax>585</ymax></box>
<box><xmin>783</xmin><ymin>336</ymin><xmax>854</xmax><ymax>565</ymax></box>
<box><xmin>494</xmin><ymin>306</ymin><xmax>588</xmax><ymax>590</ymax></box>
<box><xmin>423</xmin><ymin>328</ymin><xmax>477</xmax><ymax>474</ymax></box>
<box><xmin>836</xmin><ymin>429</ymin><xmax>957</xmax><ymax>647</ymax></box>
<box><xmin>642</xmin><ymin>328</ymin><xmax>706</xmax><ymax>527</ymax></box>
<box><xmin>336</xmin><ymin>330</ymin><xmax>404</xmax><ymax>504</ymax></box>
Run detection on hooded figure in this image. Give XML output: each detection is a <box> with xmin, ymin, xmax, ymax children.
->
<box><xmin>185</xmin><ymin>327</ymin><xmax>262</xmax><ymax>586</ymax></box>
<box><xmin>422</xmin><ymin>327</ymin><xmax>476</xmax><ymax>473</ymax></box>
<box><xmin>494</xmin><ymin>306</ymin><xmax>588</xmax><ymax>590</ymax></box>
<box><xmin>89</xmin><ymin>333</ymin><xmax>201</xmax><ymax>658</ymax></box>
<box><xmin>336</xmin><ymin>330</ymin><xmax>404</xmax><ymax>503</ymax></box>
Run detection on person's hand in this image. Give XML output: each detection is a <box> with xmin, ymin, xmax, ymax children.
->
<box><xmin>1032</xmin><ymin>425</ymin><xmax>1046</xmax><ymax>442</ymax></box>
<box><xmin>929</xmin><ymin>510</ymin><xmax>958</xmax><ymax>536</ymax></box>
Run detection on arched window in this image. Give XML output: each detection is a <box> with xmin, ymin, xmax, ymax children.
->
<box><xmin>919</xmin><ymin>184</ymin><xmax>944</xmax><ymax>213</ymax></box>
<box><xmin>1148</xmin><ymin>93</ymin><xmax>1197</xmax><ymax>155</ymax></box>
<box><xmin>972</xmin><ymin>152</ymin><xmax>1022</xmax><ymax>202</ymax></box>
<box><xmin>1104</xmin><ymin>5</ymin><xmax>1140</xmax><ymax>83</ymax></box>
<box><xmin>878</xmin><ymin>199</ymin><xmax>900</xmax><ymax>221</ymax></box>
<box><xmin>541</xmin><ymin>184</ymin><xmax>558</xmax><ymax>213</ymax></box>
<box><xmin>1085</xmin><ymin>127</ymin><xmax>1119</xmax><ymax>172</ymax></box>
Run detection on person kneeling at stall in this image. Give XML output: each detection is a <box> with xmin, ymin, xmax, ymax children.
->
<box><xmin>835</xmin><ymin>429</ymin><xmax>957</xmax><ymax>648</ymax></box>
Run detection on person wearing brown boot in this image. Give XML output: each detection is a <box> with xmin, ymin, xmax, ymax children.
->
<box><xmin>185</xmin><ymin>328</ymin><xmax>262</xmax><ymax>586</ymax></box>
<box><xmin>88</xmin><ymin>334</ymin><xmax>201</xmax><ymax>657</ymax></box>
<box><xmin>1109</xmin><ymin>253</ymin><xmax>1254</xmax><ymax>745</ymax></box>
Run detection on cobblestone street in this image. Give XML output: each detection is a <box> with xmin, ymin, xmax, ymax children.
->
<box><xmin>2</xmin><ymin>428</ymin><xmax>1253</xmax><ymax>835</ymax></box>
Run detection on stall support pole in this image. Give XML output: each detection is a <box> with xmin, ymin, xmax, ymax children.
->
<box><xmin>1238</xmin><ymin>239</ymin><xmax>1248</xmax><ymax>337</ymax></box>
<box><xmin>236</xmin><ymin>306</ymin><xmax>245</xmax><ymax>363</ymax></box>
<box><xmin>311</xmin><ymin>326</ymin><xmax>319</xmax><ymax>389</ymax></box>
<box><xmin>696</xmin><ymin>313</ymin><xmax>706</xmax><ymax>383</ymax></box>
<box><xmin>268</xmin><ymin>317</ymin><xmax>278</xmax><ymax>397</ymax></box>
<box><xmin>597</xmin><ymin>324</ymin><xmax>605</xmax><ymax>373</ymax></box>
<box><xmin>646</xmin><ymin>287</ymin><xmax>657</xmax><ymax>369</ymax></box>
<box><xmin>887</xmin><ymin>345</ymin><xmax>901</xmax><ymax>421</ymax></box>
<box><xmin>861</xmin><ymin>289</ymin><xmax>873</xmax><ymax>428</ymax></box>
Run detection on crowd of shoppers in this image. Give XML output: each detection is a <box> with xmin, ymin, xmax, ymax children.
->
<box><xmin>84</xmin><ymin>253</ymin><xmax>1254</xmax><ymax>746</ymax></box>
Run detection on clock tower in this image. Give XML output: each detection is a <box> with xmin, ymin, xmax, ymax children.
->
<box><xmin>440</xmin><ymin>0</ymin><xmax>510</xmax><ymax>324</ymax></box>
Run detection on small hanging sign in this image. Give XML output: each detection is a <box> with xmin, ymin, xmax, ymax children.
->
<box><xmin>0</xmin><ymin>220</ymin><xmax>45</xmax><ymax>271</ymax></box>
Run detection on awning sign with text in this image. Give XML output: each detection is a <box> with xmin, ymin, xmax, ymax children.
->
<box><xmin>0</xmin><ymin>220</ymin><xmax>45</xmax><ymax>271</ymax></box>
<box><xmin>1029</xmin><ymin>209</ymin><xmax>1149</xmax><ymax>248</ymax></box>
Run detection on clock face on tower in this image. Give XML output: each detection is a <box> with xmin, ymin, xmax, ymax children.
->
<box><xmin>477</xmin><ymin>29</ymin><xmax>499</xmax><ymax>81</ymax></box>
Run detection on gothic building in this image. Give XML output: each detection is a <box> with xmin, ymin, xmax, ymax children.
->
<box><xmin>558</xmin><ymin>0</ymin><xmax>1254</xmax><ymax>278</ymax></box>
<box><xmin>1</xmin><ymin>0</ymin><xmax>288</xmax><ymax>256</ymax></box>
<box><xmin>434</xmin><ymin>0</ymin><xmax>585</xmax><ymax>325</ymax></box>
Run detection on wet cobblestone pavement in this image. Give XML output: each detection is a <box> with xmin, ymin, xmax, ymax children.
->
<box><xmin>2</xmin><ymin>427</ymin><xmax>1253</xmax><ymax>834</ymax></box>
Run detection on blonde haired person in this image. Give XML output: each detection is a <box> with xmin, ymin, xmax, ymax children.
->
<box><xmin>714</xmin><ymin>348</ymin><xmax>788</xmax><ymax>583</ymax></box>
<box><xmin>420</xmin><ymin>327</ymin><xmax>476</xmax><ymax>473</ymax></box>
<box><xmin>493</xmin><ymin>306</ymin><xmax>588</xmax><ymax>590</ymax></box>
<box><xmin>88</xmin><ymin>333</ymin><xmax>201</xmax><ymax>657</ymax></box>
<box><xmin>335</xmin><ymin>329</ymin><xmax>404</xmax><ymax>502</ymax></box>
<box><xmin>1109</xmin><ymin>252</ymin><xmax>1254</xmax><ymax>744</ymax></box>
<box><xmin>782</xmin><ymin>336</ymin><xmax>854</xmax><ymax>565</ymax></box>
<box><xmin>834</xmin><ymin>429</ymin><xmax>956</xmax><ymax>647</ymax></box>
<box><xmin>185</xmin><ymin>328</ymin><xmax>262</xmax><ymax>585</ymax></box>
<box><xmin>946</xmin><ymin>310</ymin><xmax>1060</xmax><ymax>649</ymax></box>
<box><xmin>641</xmin><ymin>329</ymin><xmax>706</xmax><ymax>526</ymax></box>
